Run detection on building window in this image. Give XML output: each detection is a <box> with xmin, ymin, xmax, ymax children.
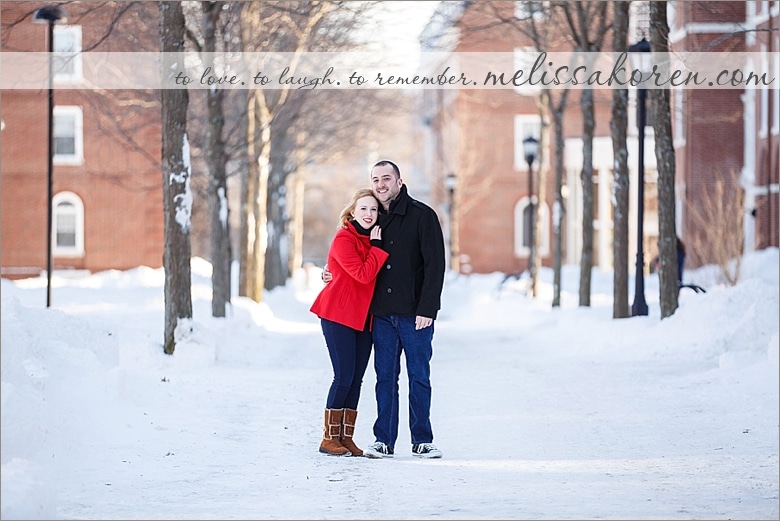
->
<box><xmin>514</xmin><ymin>198</ymin><xmax>551</xmax><ymax>258</ymax></box>
<box><xmin>673</xmin><ymin>86</ymin><xmax>685</xmax><ymax>147</ymax></box>
<box><xmin>513</xmin><ymin>47</ymin><xmax>542</xmax><ymax>96</ymax></box>
<box><xmin>53</xmin><ymin>25</ymin><xmax>82</xmax><ymax>83</ymax></box>
<box><xmin>53</xmin><ymin>106</ymin><xmax>83</xmax><ymax>165</ymax></box>
<box><xmin>515</xmin><ymin>1</ymin><xmax>546</xmax><ymax>21</ymax></box>
<box><xmin>630</xmin><ymin>1</ymin><xmax>651</xmax><ymax>40</ymax></box>
<box><xmin>774</xmin><ymin>49</ymin><xmax>780</xmax><ymax>136</ymax></box>
<box><xmin>52</xmin><ymin>191</ymin><xmax>84</xmax><ymax>257</ymax></box>
<box><xmin>759</xmin><ymin>47</ymin><xmax>769</xmax><ymax>138</ymax></box>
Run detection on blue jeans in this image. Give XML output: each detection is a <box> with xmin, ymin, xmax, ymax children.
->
<box><xmin>372</xmin><ymin>315</ymin><xmax>434</xmax><ymax>449</ymax></box>
<box><xmin>321</xmin><ymin>318</ymin><xmax>373</xmax><ymax>410</ymax></box>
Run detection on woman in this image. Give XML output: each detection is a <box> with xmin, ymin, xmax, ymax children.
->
<box><xmin>310</xmin><ymin>188</ymin><xmax>389</xmax><ymax>456</ymax></box>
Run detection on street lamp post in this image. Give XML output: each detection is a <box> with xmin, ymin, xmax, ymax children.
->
<box><xmin>33</xmin><ymin>4</ymin><xmax>68</xmax><ymax>308</ymax></box>
<box><xmin>444</xmin><ymin>172</ymin><xmax>457</xmax><ymax>271</ymax></box>
<box><xmin>628</xmin><ymin>37</ymin><xmax>651</xmax><ymax>316</ymax></box>
<box><xmin>523</xmin><ymin>136</ymin><xmax>539</xmax><ymax>290</ymax></box>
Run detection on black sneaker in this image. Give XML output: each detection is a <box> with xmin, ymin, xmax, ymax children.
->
<box><xmin>412</xmin><ymin>443</ymin><xmax>442</xmax><ymax>459</ymax></box>
<box><xmin>364</xmin><ymin>441</ymin><xmax>394</xmax><ymax>459</ymax></box>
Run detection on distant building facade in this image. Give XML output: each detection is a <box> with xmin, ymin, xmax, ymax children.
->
<box><xmin>670</xmin><ymin>1</ymin><xmax>779</xmax><ymax>266</ymax></box>
<box><xmin>417</xmin><ymin>1</ymin><xmax>778</xmax><ymax>276</ymax></box>
<box><xmin>1</xmin><ymin>2</ymin><xmax>163</xmax><ymax>278</ymax></box>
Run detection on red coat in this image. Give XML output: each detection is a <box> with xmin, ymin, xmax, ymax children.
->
<box><xmin>310</xmin><ymin>222</ymin><xmax>389</xmax><ymax>331</ymax></box>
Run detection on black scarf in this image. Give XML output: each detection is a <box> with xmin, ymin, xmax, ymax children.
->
<box><xmin>350</xmin><ymin>220</ymin><xmax>372</xmax><ymax>236</ymax></box>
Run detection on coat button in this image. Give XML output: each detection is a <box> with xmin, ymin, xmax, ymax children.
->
<box><xmin>386</xmin><ymin>264</ymin><xmax>391</xmax><ymax>269</ymax></box>
<box><xmin>386</xmin><ymin>288</ymin><xmax>392</xmax><ymax>293</ymax></box>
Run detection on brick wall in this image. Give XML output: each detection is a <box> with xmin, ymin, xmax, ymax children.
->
<box><xmin>1</xmin><ymin>2</ymin><xmax>163</xmax><ymax>278</ymax></box>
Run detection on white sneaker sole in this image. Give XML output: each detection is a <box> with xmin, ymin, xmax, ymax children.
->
<box><xmin>364</xmin><ymin>448</ymin><xmax>393</xmax><ymax>459</ymax></box>
<box><xmin>412</xmin><ymin>450</ymin><xmax>442</xmax><ymax>459</ymax></box>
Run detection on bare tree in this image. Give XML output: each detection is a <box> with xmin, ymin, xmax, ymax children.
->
<box><xmin>559</xmin><ymin>1</ymin><xmax>611</xmax><ymax>308</ymax></box>
<box><xmin>268</xmin><ymin>3</ymin><xmax>385</xmax><ymax>291</ymax></box>
<box><xmin>536</xmin><ymin>6</ymin><xmax>572</xmax><ymax>307</ymax></box>
<box><xmin>197</xmin><ymin>1</ymin><xmax>233</xmax><ymax>317</ymax></box>
<box><xmin>484</xmin><ymin>2</ymin><xmax>571</xmax><ymax>304</ymax></box>
<box><xmin>238</xmin><ymin>1</ymin><xmax>325</xmax><ymax>300</ymax></box>
<box><xmin>295</xmin><ymin>93</ymin><xmax>411</xmax><ymax>269</ymax></box>
<box><xmin>610</xmin><ymin>1</ymin><xmax>630</xmax><ymax>318</ymax></box>
<box><xmin>178</xmin><ymin>2</ymin><xmax>250</xmax><ymax>317</ymax></box>
<box><xmin>2</xmin><ymin>2</ymin><xmax>162</xmax><ymax>192</ymax></box>
<box><xmin>480</xmin><ymin>1</ymin><xmax>611</xmax><ymax>305</ymax></box>
<box><xmin>649</xmin><ymin>1</ymin><xmax>679</xmax><ymax>318</ymax></box>
<box><xmin>687</xmin><ymin>170</ymin><xmax>744</xmax><ymax>286</ymax></box>
<box><xmin>160</xmin><ymin>1</ymin><xmax>192</xmax><ymax>354</ymax></box>
<box><xmin>1</xmin><ymin>1</ymin><xmax>144</xmax><ymax>51</ymax></box>
<box><xmin>238</xmin><ymin>1</ymin><xmax>383</xmax><ymax>298</ymax></box>
<box><xmin>283</xmin><ymin>86</ymin><xmax>403</xmax><ymax>269</ymax></box>
<box><xmin>241</xmin><ymin>82</ymin><xmax>264</xmax><ymax>301</ymax></box>
<box><xmin>547</xmin><ymin>88</ymin><xmax>570</xmax><ymax>308</ymax></box>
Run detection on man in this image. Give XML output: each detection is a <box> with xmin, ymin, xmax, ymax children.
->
<box><xmin>361</xmin><ymin>159</ymin><xmax>446</xmax><ymax>459</ymax></box>
<box><xmin>322</xmin><ymin>159</ymin><xmax>446</xmax><ymax>458</ymax></box>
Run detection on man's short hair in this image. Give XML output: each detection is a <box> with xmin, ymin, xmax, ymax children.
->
<box><xmin>372</xmin><ymin>159</ymin><xmax>400</xmax><ymax>178</ymax></box>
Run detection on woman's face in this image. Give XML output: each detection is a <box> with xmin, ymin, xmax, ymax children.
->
<box><xmin>351</xmin><ymin>195</ymin><xmax>379</xmax><ymax>230</ymax></box>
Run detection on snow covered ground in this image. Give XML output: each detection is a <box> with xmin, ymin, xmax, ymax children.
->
<box><xmin>2</xmin><ymin>249</ymin><xmax>778</xmax><ymax>520</ymax></box>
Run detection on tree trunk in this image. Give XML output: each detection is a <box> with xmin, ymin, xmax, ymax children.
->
<box><xmin>250</xmin><ymin>95</ymin><xmax>271</xmax><ymax>301</ymax></box>
<box><xmin>160</xmin><ymin>1</ymin><xmax>192</xmax><ymax>354</ymax></box>
<box><xmin>650</xmin><ymin>1</ymin><xmax>679</xmax><ymax>318</ymax></box>
<box><xmin>238</xmin><ymin>90</ymin><xmax>268</xmax><ymax>303</ymax></box>
<box><xmin>238</xmin><ymin>91</ymin><xmax>256</xmax><ymax>298</ymax></box>
<box><xmin>556</xmin><ymin>1</ymin><xmax>609</xmax><ymax>308</ymax></box>
<box><xmin>578</xmin><ymin>87</ymin><xmax>595</xmax><ymax>307</ymax></box>
<box><xmin>202</xmin><ymin>1</ymin><xmax>231</xmax><ymax>318</ymax></box>
<box><xmin>550</xmin><ymin>104</ymin><xmax>565</xmax><ymax>307</ymax></box>
<box><xmin>289</xmin><ymin>171</ymin><xmax>305</xmax><ymax>275</ymax></box>
<box><xmin>289</xmin><ymin>134</ymin><xmax>306</xmax><ymax>275</ymax></box>
<box><xmin>264</xmin><ymin>124</ymin><xmax>291</xmax><ymax>290</ymax></box>
<box><xmin>531</xmin><ymin>111</ymin><xmax>547</xmax><ymax>298</ymax></box>
<box><xmin>611</xmin><ymin>1</ymin><xmax>630</xmax><ymax>319</ymax></box>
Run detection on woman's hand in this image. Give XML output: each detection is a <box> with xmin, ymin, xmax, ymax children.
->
<box><xmin>370</xmin><ymin>226</ymin><xmax>382</xmax><ymax>241</ymax></box>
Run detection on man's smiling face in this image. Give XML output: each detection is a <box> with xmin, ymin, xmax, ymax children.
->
<box><xmin>370</xmin><ymin>163</ymin><xmax>402</xmax><ymax>210</ymax></box>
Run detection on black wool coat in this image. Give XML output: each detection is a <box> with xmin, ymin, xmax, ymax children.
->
<box><xmin>369</xmin><ymin>184</ymin><xmax>446</xmax><ymax>320</ymax></box>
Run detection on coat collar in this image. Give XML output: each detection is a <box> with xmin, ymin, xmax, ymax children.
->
<box><xmin>385</xmin><ymin>184</ymin><xmax>410</xmax><ymax>215</ymax></box>
<box><xmin>348</xmin><ymin>220</ymin><xmax>372</xmax><ymax>237</ymax></box>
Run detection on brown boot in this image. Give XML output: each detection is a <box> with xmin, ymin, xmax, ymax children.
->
<box><xmin>340</xmin><ymin>408</ymin><xmax>363</xmax><ymax>457</ymax></box>
<box><xmin>319</xmin><ymin>408</ymin><xmax>350</xmax><ymax>456</ymax></box>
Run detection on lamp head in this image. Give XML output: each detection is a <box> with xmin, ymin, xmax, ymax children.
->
<box><xmin>522</xmin><ymin>136</ymin><xmax>539</xmax><ymax>165</ymax></box>
<box><xmin>444</xmin><ymin>173</ymin><xmax>457</xmax><ymax>192</ymax></box>
<box><xmin>33</xmin><ymin>5</ymin><xmax>69</xmax><ymax>24</ymax></box>
<box><xmin>627</xmin><ymin>37</ymin><xmax>652</xmax><ymax>74</ymax></box>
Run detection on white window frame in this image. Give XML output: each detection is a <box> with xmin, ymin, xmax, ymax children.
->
<box><xmin>673</xmin><ymin>85</ymin><xmax>686</xmax><ymax>148</ymax></box>
<box><xmin>53</xmin><ymin>25</ymin><xmax>82</xmax><ymax>83</ymax></box>
<box><xmin>53</xmin><ymin>106</ymin><xmax>84</xmax><ymax>165</ymax></box>
<box><xmin>759</xmin><ymin>45</ymin><xmax>769</xmax><ymax>138</ymax></box>
<box><xmin>514</xmin><ymin>1</ymin><xmax>547</xmax><ymax>21</ymax></box>
<box><xmin>513</xmin><ymin>47</ymin><xmax>543</xmax><ymax>96</ymax></box>
<box><xmin>772</xmin><ymin>47</ymin><xmax>779</xmax><ymax>136</ymax></box>
<box><xmin>52</xmin><ymin>191</ymin><xmax>85</xmax><ymax>257</ymax></box>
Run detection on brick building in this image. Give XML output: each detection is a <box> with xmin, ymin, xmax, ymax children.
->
<box><xmin>1</xmin><ymin>2</ymin><xmax>163</xmax><ymax>278</ymax></box>
<box><xmin>417</xmin><ymin>0</ymin><xmax>778</xmax><ymax>276</ymax></box>
<box><xmin>670</xmin><ymin>1</ymin><xmax>779</xmax><ymax>266</ymax></box>
<box><xmin>417</xmin><ymin>1</ymin><xmax>636</xmax><ymax>275</ymax></box>
<box><xmin>2</xmin><ymin>1</ymin><xmax>776</xmax><ymax>282</ymax></box>
<box><xmin>744</xmin><ymin>1</ymin><xmax>780</xmax><ymax>252</ymax></box>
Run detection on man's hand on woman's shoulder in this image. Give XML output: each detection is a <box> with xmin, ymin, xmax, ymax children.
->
<box><xmin>321</xmin><ymin>265</ymin><xmax>332</xmax><ymax>284</ymax></box>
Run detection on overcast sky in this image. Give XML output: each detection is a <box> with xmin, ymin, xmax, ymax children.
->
<box><xmin>361</xmin><ymin>1</ymin><xmax>441</xmax><ymax>74</ymax></box>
